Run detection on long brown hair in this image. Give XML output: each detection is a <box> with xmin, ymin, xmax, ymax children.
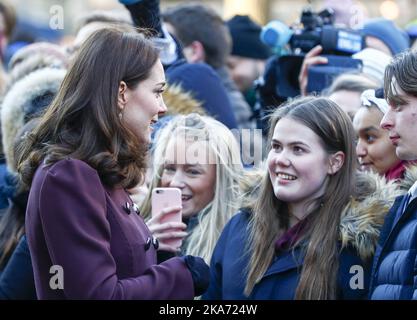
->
<box><xmin>17</xmin><ymin>27</ymin><xmax>159</xmax><ymax>189</ymax></box>
<box><xmin>245</xmin><ymin>97</ymin><xmax>357</xmax><ymax>299</ymax></box>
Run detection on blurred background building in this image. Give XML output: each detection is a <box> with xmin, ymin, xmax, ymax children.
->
<box><xmin>7</xmin><ymin>0</ymin><xmax>417</xmax><ymax>43</ymax></box>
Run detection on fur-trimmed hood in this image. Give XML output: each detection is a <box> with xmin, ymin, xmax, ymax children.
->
<box><xmin>340</xmin><ymin>171</ymin><xmax>402</xmax><ymax>261</ymax></box>
<box><xmin>1</xmin><ymin>67</ymin><xmax>66</xmax><ymax>171</ymax></box>
<box><xmin>162</xmin><ymin>83</ymin><xmax>206</xmax><ymax>116</ymax></box>
<box><xmin>240</xmin><ymin>168</ymin><xmax>402</xmax><ymax>262</ymax></box>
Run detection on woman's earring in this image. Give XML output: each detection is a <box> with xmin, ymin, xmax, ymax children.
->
<box><xmin>119</xmin><ymin>112</ymin><xmax>123</xmax><ymax>120</ymax></box>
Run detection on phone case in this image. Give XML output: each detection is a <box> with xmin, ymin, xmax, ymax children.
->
<box><xmin>151</xmin><ymin>188</ymin><xmax>182</xmax><ymax>247</ymax></box>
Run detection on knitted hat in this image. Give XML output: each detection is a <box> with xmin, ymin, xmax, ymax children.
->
<box><xmin>361</xmin><ymin>18</ymin><xmax>410</xmax><ymax>55</ymax></box>
<box><xmin>352</xmin><ymin>48</ymin><xmax>392</xmax><ymax>85</ymax></box>
<box><xmin>226</xmin><ymin>15</ymin><xmax>271</xmax><ymax>60</ymax></box>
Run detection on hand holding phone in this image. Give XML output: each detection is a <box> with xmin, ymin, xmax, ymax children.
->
<box><xmin>149</xmin><ymin>188</ymin><xmax>187</xmax><ymax>251</ymax></box>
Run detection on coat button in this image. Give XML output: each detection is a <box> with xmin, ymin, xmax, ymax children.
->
<box><xmin>123</xmin><ymin>202</ymin><xmax>131</xmax><ymax>214</ymax></box>
<box><xmin>152</xmin><ymin>237</ymin><xmax>159</xmax><ymax>250</ymax></box>
<box><xmin>145</xmin><ymin>237</ymin><xmax>151</xmax><ymax>251</ymax></box>
<box><xmin>132</xmin><ymin>203</ymin><xmax>140</xmax><ymax>215</ymax></box>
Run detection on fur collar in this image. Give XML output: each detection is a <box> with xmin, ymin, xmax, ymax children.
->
<box><xmin>162</xmin><ymin>83</ymin><xmax>206</xmax><ymax>116</ymax></box>
<box><xmin>340</xmin><ymin>171</ymin><xmax>402</xmax><ymax>261</ymax></box>
<box><xmin>1</xmin><ymin>67</ymin><xmax>66</xmax><ymax>171</ymax></box>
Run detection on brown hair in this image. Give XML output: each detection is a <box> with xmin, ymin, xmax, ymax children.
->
<box><xmin>0</xmin><ymin>119</ymin><xmax>38</xmax><ymax>269</ymax></box>
<box><xmin>384</xmin><ymin>49</ymin><xmax>417</xmax><ymax>106</ymax></box>
<box><xmin>162</xmin><ymin>4</ymin><xmax>231</xmax><ymax>69</ymax></box>
<box><xmin>245</xmin><ymin>96</ymin><xmax>357</xmax><ymax>299</ymax></box>
<box><xmin>17</xmin><ymin>27</ymin><xmax>159</xmax><ymax>190</ymax></box>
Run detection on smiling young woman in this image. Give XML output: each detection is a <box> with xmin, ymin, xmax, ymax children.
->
<box><xmin>140</xmin><ymin>113</ymin><xmax>243</xmax><ymax>264</ymax></box>
<box><xmin>203</xmin><ymin>96</ymin><xmax>400</xmax><ymax>300</ymax></box>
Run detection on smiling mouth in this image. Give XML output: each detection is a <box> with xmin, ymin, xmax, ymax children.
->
<box><xmin>276</xmin><ymin>173</ymin><xmax>297</xmax><ymax>181</ymax></box>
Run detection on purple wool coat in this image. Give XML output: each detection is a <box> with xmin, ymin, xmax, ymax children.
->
<box><xmin>25</xmin><ymin>158</ymin><xmax>194</xmax><ymax>299</ymax></box>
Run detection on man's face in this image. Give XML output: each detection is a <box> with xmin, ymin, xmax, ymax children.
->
<box><xmin>380</xmin><ymin>82</ymin><xmax>417</xmax><ymax>160</ymax></box>
<box><xmin>227</xmin><ymin>55</ymin><xmax>264</xmax><ymax>92</ymax></box>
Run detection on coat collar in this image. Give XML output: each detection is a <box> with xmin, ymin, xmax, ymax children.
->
<box><xmin>339</xmin><ymin>171</ymin><xmax>402</xmax><ymax>262</ymax></box>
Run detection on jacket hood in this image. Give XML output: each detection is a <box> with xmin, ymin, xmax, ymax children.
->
<box><xmin>1</xmin><ymin>67</ymin><xmax>66</xmax><ymax>171</ymax></box>
<box><xmin>162</xmin><ymin>83</ymin><xmax>206</xmax><ymax>116</ymax></box>
<box><xmin>240</xmin><ymin>168</ymin><xmax>402</xmax><ymax>262</ymax></box>
<box><xmin>340</xmin><ymin>171</ymin><xmax>402</xmax><ymax>261</ymax></box>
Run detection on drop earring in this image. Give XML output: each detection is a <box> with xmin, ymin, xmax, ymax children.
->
<box><xmin>119</xmin><ymin>111</ymin><xmax>123</xmax><ymax>120</ymax></box>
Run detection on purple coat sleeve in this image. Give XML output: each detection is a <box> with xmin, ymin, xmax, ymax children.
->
<box><xmin>36</xmin><ymin>160</ymin><xmax>193</xmax><ymax>299</ymax></box>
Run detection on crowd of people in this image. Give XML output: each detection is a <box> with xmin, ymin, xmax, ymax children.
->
<box><xmin>0</xmin><ymin>0</ymin><xmax>416</xmax><ymax>300</ymax></box>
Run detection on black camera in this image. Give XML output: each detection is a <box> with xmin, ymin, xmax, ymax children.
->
<box><xmin>257</xmin><ymin>8</ymin><xmax>364</xmax><ymax>104</ymax></box>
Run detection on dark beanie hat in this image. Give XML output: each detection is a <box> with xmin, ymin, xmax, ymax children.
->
<box><xmin>362</xmin><ymin>18</ymin><xmax>410</xmax><ymax>55</ymax></box>
<box><xmin>226</xmin><ymin>15</ymin><xmax>271</xmax><ymax>60</ymax></box>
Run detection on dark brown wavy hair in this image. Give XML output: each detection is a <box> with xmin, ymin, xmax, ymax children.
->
<box><xmin>245</xmin><ymin>97</ymin><xmax>357</xmax><ymax>299</ymax></box>
<box><xmin>17</xmin><ymin>27</ymin><xmax>159</xmax><ymax>189</ymax></box>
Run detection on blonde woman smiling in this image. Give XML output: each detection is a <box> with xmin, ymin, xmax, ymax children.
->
<box><xmin>141</xmin><ymin>113</ymin><xmax>244</xmax><ymax>263</ymax></box>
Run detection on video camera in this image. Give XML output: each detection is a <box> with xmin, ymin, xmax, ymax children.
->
<box><xmin>256</xmin><ymin>7</ymin><xmax>365</xmax><ymax>106</ymax></box>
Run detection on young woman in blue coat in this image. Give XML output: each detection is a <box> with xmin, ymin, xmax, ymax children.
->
<box><xmin>204</xmin><ymin>96</ymin><xmax>396</xmax><ymax>300</ymax></box>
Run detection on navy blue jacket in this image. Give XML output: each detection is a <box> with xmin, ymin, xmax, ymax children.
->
<box><xmin>203</xmin><ymin>210</ymin><xmax>370</xmax><ymax>300</ymax></box>
<box><xmin>0</xmin><ymin>235</ymin><xmax>36</xmax><ymax>299</ymax></box>
<box><xmin>369</xmin><ymin>195</ymin><xmax>417</xmax><ymax>299</ymax></box>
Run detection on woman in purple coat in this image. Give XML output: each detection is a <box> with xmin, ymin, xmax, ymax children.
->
<box><xmin>16</xmin><ymin>27</ymin><xmax>209</xmax><ymax>299</ymax></box>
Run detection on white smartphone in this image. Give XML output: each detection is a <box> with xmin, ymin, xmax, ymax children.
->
<box><xmin>151</xmin><ymin>187</ymin><xmax>182</xmax><ymax>247</ymax></box>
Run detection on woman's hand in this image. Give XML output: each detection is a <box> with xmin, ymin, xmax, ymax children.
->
<box><xmin>146</xmin><ymin>205</ymin><xmax>188</xmax><ymax>253</ymax></box>
<box><xmin>298</xmin><ymin>45</ymin><xmax>328</xmax><ymax>96</ymax></box>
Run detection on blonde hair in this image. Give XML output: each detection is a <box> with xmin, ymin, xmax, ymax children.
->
<box><xmin>141</xmin><ymin>113</ymin><xmax>243</xmax><ymax>263</ymax></box>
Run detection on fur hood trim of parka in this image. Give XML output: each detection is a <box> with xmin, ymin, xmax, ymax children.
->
<box><xmin>340</xmin><ymin>171</ymin><xmax>402</xmax><ymax>261</ymax></box>
<box><xmin>1</xmin><ymin>67</ymin><xmax>66</xmax><ymax>171</ymax></box>
<box><xmin>162</xmin><ymin>83</ymin><xmax>206</xmax><ymax>117</ymax></box>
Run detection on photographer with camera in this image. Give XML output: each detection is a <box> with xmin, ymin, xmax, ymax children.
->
<box><xmin>297</xmin><ymin>17</ymin><xmax>409</xmax><ymax>100</ymax></box>
<box><xmin>255</xmin><ymin>8</ymin><xmax>365</xmax><ymax>135</ymax></box>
